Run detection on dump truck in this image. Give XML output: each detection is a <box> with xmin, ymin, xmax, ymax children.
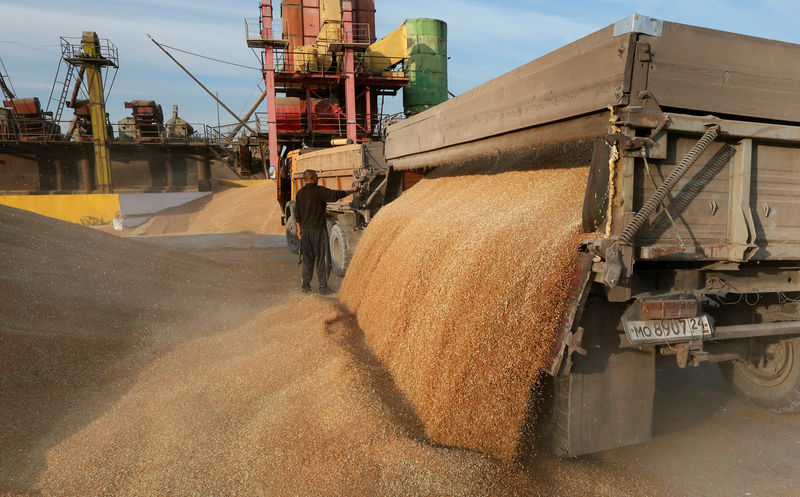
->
<box><xmin>280</xmin><ymin>142</ymin><xmax>424</xmax><ymax>276</ymax></box>
<box><xmin>377</xmin><ymin>14</ymin><xmax>800</xmax><ymax>456</ymax></box>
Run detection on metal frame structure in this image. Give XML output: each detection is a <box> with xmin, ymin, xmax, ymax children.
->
<box><xmin>247</xmin><ymin>0</ymin><xmax>409</xmax><ymax>204</ymax></box>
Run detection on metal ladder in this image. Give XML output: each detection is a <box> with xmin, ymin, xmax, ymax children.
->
<box><xmin>0</xmin><ymin>57</ymin><xmax>15</xmax><ymax>101</ymax></box>
<box><xmin>46</xmin><ymin>54</ymin><xmax>77</xmax><ymax>137</ymax></box>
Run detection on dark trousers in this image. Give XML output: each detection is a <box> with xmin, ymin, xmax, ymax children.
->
<box><xmin>301</xmin><ymin>228</ymin><xmax>330</xmax><ymax>290</ymax></box>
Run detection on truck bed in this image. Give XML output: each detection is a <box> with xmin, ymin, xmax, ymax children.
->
<box><xmin>384</xmin><ymin>14</ymin><xmax>800</xmax><ymax>268</ymax></box>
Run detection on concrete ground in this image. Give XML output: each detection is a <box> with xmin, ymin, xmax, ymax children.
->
<box><xmin>530</xmin><ymin>364</ymin><xmax>800</xmax><ymax>497</ymax></box>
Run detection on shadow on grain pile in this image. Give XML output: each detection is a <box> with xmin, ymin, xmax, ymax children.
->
<box><xmin>340</xmin><ymin>162</ymin><xmax>591</xmax><ymax>462</ymax></box>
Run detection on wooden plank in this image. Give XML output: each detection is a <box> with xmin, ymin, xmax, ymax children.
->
<box><xmin>294</xmin><ymin>144</ymin><xmax>363</xmax><ymax>173</ymax></box>
<box><xmin>386</xmin><ymin>25</ymin><xmax>631</xmax><ymax>161</ymax></box>
<box><xmin>644</xmin><ymin>21</ymin><xmax>800</xmax><ymax>122</ymax></box>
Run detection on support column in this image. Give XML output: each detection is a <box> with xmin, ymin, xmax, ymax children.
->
<box><xmin>343</xmin><ymin>1</ymin><xmax>357</xmax><ymax>142</ymax></box>
<box><xmin>365</xmin><ymin>86</ymin><xmax>372</xmax><ymax>136</ymax></box>
<box><xmin>81</xmin><ymin>31</ymin><xmax>112</xmax><ymax>193</ymax></box>
<box><xmin>79</xmin><ymin>155</ymin><xmax>93</xmax><ymax>192</ymax></box>
<box><xmin>197</xmin><ymin>153</ymin><xmax>211</xmax><ymax>192</ymax></box>
<box><xmin>261</xmin><ymin>0</ymin><xmax>281</xmax><ymax>204</ymax></box>
<box><xmin>305</xmin><ymin>86</ymin><xmax>313</xmax><ymax>133</ymax></box>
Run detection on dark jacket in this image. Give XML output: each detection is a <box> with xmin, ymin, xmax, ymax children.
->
<box><xmin>295</xmin><ymin>183</ymin><xmax>350</xmax><ymax>230</ymax></box>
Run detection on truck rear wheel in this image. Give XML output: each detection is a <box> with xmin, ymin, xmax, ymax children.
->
<box><xmin>329</xmin><ymin>222</ymin><xmax>351</xmax><ymax>277</ymax></box>
<box><xmin>719</xmin><ymin>338</ymin><xmax>800</xmax><ymax>413</ymax></box>
<box><xmin>285</xmin><ymin>204</ymin><xmax>299</xmax><ymax>255</ymax></box>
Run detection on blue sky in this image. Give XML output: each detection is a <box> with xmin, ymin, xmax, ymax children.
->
<box><xmin>1</xmin><ymin>0</ymin><xmax>799</xmax><ymax>127</ymax></box>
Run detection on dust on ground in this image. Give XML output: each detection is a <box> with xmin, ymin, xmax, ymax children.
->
<box><xmin>1</xmin><ymin>204</ymin><xmax>662</xmax><ymax>497</ymax></box>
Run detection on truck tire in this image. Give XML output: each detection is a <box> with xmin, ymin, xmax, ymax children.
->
<box><xmin>719</xmin><ymin>338</ymin><xmax>800</xmax><ymax>413</ymax></box>
<box><xmin>285</xmin><ymin>204</ymin><xmax>299</xmax><ymax>255</ymax></box>
<box><xmin>329</xmin><ymin>222</ymin><xmax>351</xmax><ymax>277</ymax></box>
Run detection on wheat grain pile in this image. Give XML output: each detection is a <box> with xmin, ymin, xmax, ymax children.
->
<box><xmin>131</xmin><ymin>182</ymin><xmax>283</xmax><ymax>235</ymax></box>
<box><xmin>340</xmin><ymin>164</ymin><xmax>590</xmax><ymax>461</ymax></box>
<box><xmin>0</xmin><ymin>204</ymin><xmax>664</xmax><ymax>497</ymax></box>
<box><xmin>35</xmin><ymin>299</ymin><xmax>537</xmax><ymax>496</ymax></box>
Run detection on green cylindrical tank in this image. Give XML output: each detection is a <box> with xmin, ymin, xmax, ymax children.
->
<box><xmin>403</xmin><ymin>18</ymin><xmax>447</xmax><ymax>116</ymax></box>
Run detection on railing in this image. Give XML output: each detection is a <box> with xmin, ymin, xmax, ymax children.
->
<box><xmin>60</xmin><ymin>36</ymin><xmax>119</xmax><ymax>68</ymax></box>
<box><xmin>244</xmin><ymin>17</ymin><xmax>371</xmax><ymax>46</ymax></box>
<box><xmin>315</xmin><ymin>22</ymin><xmax>372</xmax><ymax>49</ymax></box>
<box><xmin>273</xmin><ymin>47</ymin><xmax>408</xmax><ymax>78</ymax></box>
<box><xmin>0</xmin><ymin>115</ymin><xmax>60</xmax><ymax>142</ymax></box>
<box><xmin>0</xmin><ymin>117</ymin><xmax>230</xmax><ymax>145</ymax></box>
<box><xmin>208</xmin><ymin>121</ymin><xmax>259</xmax><ymax>141</ymax></box>
<box><xmin>253</xmin><ymin>111</ymin><xmax>405</xmax><ymax>137</ymax></box>
<box><xmin>244</xmin><ymin>17</ymin><xmax>283</xmax><ymax>42</ymax></box>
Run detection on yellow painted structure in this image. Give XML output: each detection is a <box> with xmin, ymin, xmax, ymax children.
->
<box><xmin>0</xmin><ymin>194</ymin><xmax>120</xmax><ymax>225</ymax></box>
<box><xmin>81</xmin><ymin>31</ymin><xmax>113</xmax><ymax>193</ymax></box>
<box><xmin>292</xmin><ymin>45</ymin><xmax>318</xmax><ymax>73</ymax></box>
<box><xmin>317</xmin><ymin>0</ymin><xmax>343</xmax><ymax>52</ymax></box>
<box><xmin>289</xmin><ymin>2</ymin><xmax>409</xmax><ymax>76</ymax></box>
<box><xmin>365</xmin><ymin>23</ymin><xmax>407</xmax><ymax>74</ymax></box>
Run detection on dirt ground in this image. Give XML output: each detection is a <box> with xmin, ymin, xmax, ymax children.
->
<box><xmin>1</xmin><ymin>207</ymin><xmax>799</xmax><ymax>496</ymax></box>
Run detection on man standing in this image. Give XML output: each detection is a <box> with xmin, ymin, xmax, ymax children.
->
<box><xmin>295</xmin><ymin>169</ymin><xmax>358</xmax><ymax>294</ymax></box>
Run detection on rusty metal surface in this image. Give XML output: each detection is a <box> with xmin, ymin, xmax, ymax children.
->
<box><xmin>351</xmin><ymin>0</ymin><xmax>375</xmax><ymax>43</ymax></box>
<box><xmin>281</xmin><ymin>2</ymin><xmax>304</xmax><ymax>50</ymax></box>
<box><xmin>385</xmin><ymin>25</ymin><xmax>631</xmax><ymax>163</ymax></box>
<box><xmin>0</xmin><ymin>141</ymin><xmax>215</xmax><ymax>193</ymax></box>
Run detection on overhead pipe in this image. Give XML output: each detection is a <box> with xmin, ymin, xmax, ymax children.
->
<box><xmin>225</xmin><ymin>87</ymin><xmax>267</xmax><ymax>142</ymax></box>
<box><xmin>148</xmin><ymin>35</ymin><xmax>255</xmax><ymax>136</ymax></box>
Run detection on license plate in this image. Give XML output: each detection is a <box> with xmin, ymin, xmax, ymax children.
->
<box><xmin>624</xmin><ymin>315</ymin><xmax>712</xmax><ymax>344</ymax></box>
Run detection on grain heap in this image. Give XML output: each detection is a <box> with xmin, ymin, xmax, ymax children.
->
<box><xmin>131</xmin><ymin>182</ymin><xmax>283</xmax><ymax>235</ymax></box>
<box><xmin>36</xmin><ymin>299</ymin><xmax>538</xmax><ymax>496</ymax></box>
<box><xmin>0</xmin><ymin>204</ymin><xmax>273</xmax><ymax>494</ymax></box>
<box><xmin>340</xmin><ymin>163</ymin><xmax>590</xmax><ymax>461</ymax></box>
<box><xmin>1</xmin><ymin>204</ymin><xmax>660</xmax><ymax>496</ymax></box>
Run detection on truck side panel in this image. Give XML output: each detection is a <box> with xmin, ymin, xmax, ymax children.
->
<box><xmin>642</xmin><ymin>22</ymin><xmax>800</xmax><ymax>123</ymax></box>
<box><xmin>385</xmin><ymin>25</ymin><xmax>631</xmax><ymax>163</ymax></box>
<box><xmin>631</xmin><ymin>130</ymin><xmax>800</xmax><ymax>262</ymax></box>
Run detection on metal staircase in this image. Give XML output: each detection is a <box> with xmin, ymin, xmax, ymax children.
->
<box><xmin>45</xmin><ymin>45</ymin><xmax>77</xmax><ymax>136</ymax></box>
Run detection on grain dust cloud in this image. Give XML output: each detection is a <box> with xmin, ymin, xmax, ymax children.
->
<box><xmin>341</xmin><ymin>164</ymin><xmax>591</xmax><ymax>461</ymax></box>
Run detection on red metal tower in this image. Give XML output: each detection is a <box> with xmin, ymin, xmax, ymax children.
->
<box><xmin>246</xmin><ymin>0</ymin><xmax>409</xmax><ymax>182</ymax></box>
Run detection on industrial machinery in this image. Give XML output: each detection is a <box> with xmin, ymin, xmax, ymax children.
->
<box><xmin>0</xmin><ymin>58</ymin><xmax>60</xmax><ymax>141</ymax></box>
<box><xmin>0</xmin><ymin>31</ymin><xmax>220</xmax><ymax>222</ymax></box>
<box><xmin>252</xmin><ymin>1</ymin><xmax>446</xmax><ymax>270</ymax></box>
<box><xmin>246</xmin><ymin>0</ymin><xmax>447</xmax><ymax>207</ymax></box>
<box><xmin>123</xmin><ymin>100</ymin><xmax>166</xmax><ymax>143</ymax></box>
<box><xmin>56</xmin><ymin>32</ymin><xmax>117</xmax><ymax>191</ymax></box>
<box><xmin>166</xmin><ymin>105</ymin><xmax>194</xmax><ymax>140</ymax></box>
<box><xmin>377</xmin><ymin>14</ymin><xmax>800</xmax><ymax>456</ymax></box>
<box><xmin>1</xmin><ymin>97</ymin><xmax>58</xmax><ymax>141</ymax></box>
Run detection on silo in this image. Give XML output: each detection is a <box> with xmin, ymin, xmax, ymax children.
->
<box><xmin>403</xmin><ymin>18</ymin><xmax>448</xmax><ymax>116</ymax></box>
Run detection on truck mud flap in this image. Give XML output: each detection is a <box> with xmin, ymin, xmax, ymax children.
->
<box><xmin>550</xmin><ymin>298</ymin><xmax>656</xmax><ymax>457</ymax></box>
